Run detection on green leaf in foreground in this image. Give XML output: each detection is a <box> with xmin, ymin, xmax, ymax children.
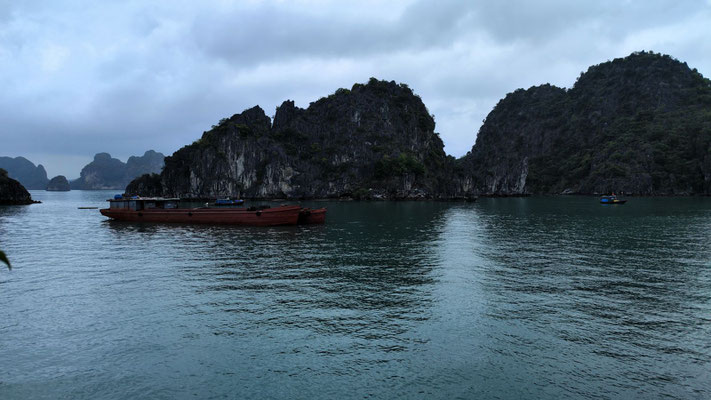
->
<box><xmin>0</xmin><ymin>250</ymin><xmax>10</xmax><ymax>270</ymax></box>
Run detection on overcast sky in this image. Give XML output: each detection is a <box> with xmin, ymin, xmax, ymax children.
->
<box><xmin>1</xmin><ymin>0</ymin><xmax>710</xmax><ymax>178</ymax></box>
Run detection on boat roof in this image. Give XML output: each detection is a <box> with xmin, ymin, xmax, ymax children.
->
<box><xmin>108</xmin><ymin>197</ymin><xmax>180</xmax><ymax>202</ymax></box>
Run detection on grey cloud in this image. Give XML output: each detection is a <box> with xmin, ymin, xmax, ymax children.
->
<box><xmin>467</xmin><ymin>0</ymin><xmax>706</xmax><ymax>45</ymax></box>
<box><xmin>189</xmin><ymin>0</ymin><xmax>707</xmax><ymax>69</ymax></box>
<box><xmin>1</xmin><ymin>0</ymin><xmax>710</xmax><ymax>177</ymax></box>
<box><xmin>190</xmin><ymin>1</ymin><xmax>476</xmax><ymax>67</ymax></box>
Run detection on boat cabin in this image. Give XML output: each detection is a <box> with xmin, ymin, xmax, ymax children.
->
<box><xmin>600</xmin><ymin>194</ymin><xmax>626</xmax><ymax>204</ymax></box>
<box><xmin>213</xmin><ymin>198</ymin><xmax>244</xmax><ymax>207</ymax></box>
<box><xmin>108</xmin><ymin>196</ymin><xmax>180</xmax><ymax>211</ymax></box>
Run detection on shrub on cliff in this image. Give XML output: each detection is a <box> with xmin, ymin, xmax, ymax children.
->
<box><xmin>374</xmin><ymin>153</ymin><xmax>426</xmax><ymax>178</ymax></box>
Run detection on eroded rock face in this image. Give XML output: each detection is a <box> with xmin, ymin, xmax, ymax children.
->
<box><xmin>72</xmin><ymin>151</ymin><xmax>164</xmax><ymax>190</ymax></box>
<box><xmin>131</xmin><ymin>79</ymin><xmax>457</xmax><ymax>199</ymax></box>
<box><xmin>125</xmin><ymin>173</ymin><xmax>164</xmax><ymax>197</ymax></box>
<box><xmin>461</xmin><ymin>51</ymin><xmax>711</xmax><ymax>195</ymax></box>
<box><xmin>127</xmin><ymin>52</ymin><xmax>711</xmax><ymax>199</ymax></box>
<box><xmin>0</xmin><ymin>169</ymin><xmax>37</xmax><ymax>205</ymax></box>
<box><xmin>47</xmin><ymin>175</ymin><xmax>70</xmax><ymax>191</ymax></box>
<box><xmin>459</xmin><ymin>84</ymin><xmax>567</xmax><ymax>195</ymax></box>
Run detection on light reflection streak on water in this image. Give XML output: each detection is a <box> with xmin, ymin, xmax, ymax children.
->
<box><xmin>0</xmin><ymin>192</ymin><xmax>709</xmax><ymax>399</ymax></box>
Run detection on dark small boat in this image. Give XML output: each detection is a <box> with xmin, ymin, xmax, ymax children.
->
<box><xmin>600</xmin><ymin>195</ymin><xmax>627</xmax><ymax>204</ymax></box>
<box><xmin>213</xmin><ymin>198</ymin><xmax>244</xmax><ymax>206</ymax></box>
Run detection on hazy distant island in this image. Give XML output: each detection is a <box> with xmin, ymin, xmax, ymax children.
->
<box><xmin>0</xmin><ymin>151</ymin><xmax>165</xmax><ymax>192</ymax></box>
<box><xmin>0</xmin><ymin>168</ymin><xmax>38</xmax><ymax>205</ymax></box>
<box><xmin>127</xmin><ymin>51</ymin><xmax>711</xmax><ymax>199</ymax></box>
<box><xmin>71</xmin><ymin>150</ymin><xmax>165</xmax><ymax>190</ymax></box>
<box><xmin>46</xmin><ymin>175</ymin><xmax>71</xmax><ymax>191</ymax></box>
<box><xmin>0</xmin><ymin>156</ymin><xmax>49</xmax><ymax>190</ymax></box>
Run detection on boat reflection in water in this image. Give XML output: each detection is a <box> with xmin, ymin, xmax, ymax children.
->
<box><xmin>100</xmin><ymin>195</ymin><xmax>326</xmax><ymax>226</ymax></box>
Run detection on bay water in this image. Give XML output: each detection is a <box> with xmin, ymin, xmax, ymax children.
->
<box><xmin>1</xmin><ymin>191</ymin><xmax>710</xmax><ymax>399</ymax></box>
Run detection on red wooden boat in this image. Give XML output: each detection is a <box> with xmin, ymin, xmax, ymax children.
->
<box><xmin>100</xmin><ymin>197</ymin><xmax>310</xmax><ymax>226</ymax></box>
<box><xmin>298</xmin><ymin>207</ymin><xmax>327</xmax><ymax>224</ymax></box>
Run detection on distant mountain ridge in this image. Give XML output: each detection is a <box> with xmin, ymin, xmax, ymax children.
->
<box><xmin>127</xmin><ymin>51</ymin><xmax>711</xmax><ymax>199</ymax></box>
<box><xmin>0</xmin><ymin>156</ymin><xmax>48</xmax><ymax>189</ymax></box>
<box><xmin>72</xmin><ymin>150</ymin><xmax>165</xmax><ymax>190</ymax></box>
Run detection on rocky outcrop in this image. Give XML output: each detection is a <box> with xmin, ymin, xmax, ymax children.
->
<box><xmin>125</xmin><ymin>173</ymin><xmax>164</xmax><ymax>197</ymax></box>
<box><xmin>458</xmin><ymin>84</ymin><xmax>567</xmax><ymax>195</ymax></box>
<box><xmin>0</xmin><ymin>157</ymin><xmax>48</xmax><ymax>189</ymax></box>
<box><xmin>46</xmin><ymin>175</ymin><xmax>70</xmax><ymax>191</ymax></box>
<box><xmin>72</xmin><ymin>150</ymin><xmax>164</xmax><ymax>190</ymax></box>
<box><xmin>461</xmin><ymin>51</ymin><xmax>711</xmax><ymax>195</ymax></box>
<box><xmin>0</xmin><ymin>169</ymin><xmax>38</xmax><ymax>205</ymax></box>
<box><xmin>127</xmin><ymin>52</ymin><xmax>711</xmax><ymax>198</ymax></box>
<box><xmin>128</xmin><ymin>79</ymin><xmax>457</xmax><ymax>199</ymax></box>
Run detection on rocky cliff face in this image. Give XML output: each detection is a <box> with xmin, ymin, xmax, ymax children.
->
<box><xmin>129</xmin><ymin>79</ymin><xmax>458</xmax><ymax>199</ymax></box>
<box><xmin>72</xmin><ymin>151</ymin><xmax>164</xmax><ymax>190</ymax></box>
<box><xmin>0</xmin><ymin>157</ymin><xmax>48</xmax><ymax>189</ymax></box>
<box><xmin>458</xmin><ymin>84</ymin><xmax>568</xmax><ymax>195</ymax></box>
<box><xmin>0</xmin><ymin>169</ymin><xmax>37</xmax><ymax>205</ymax></box>
<box><xmin>462</xmin><ymin>51</ymin><xmax>711</xmax><ymax>195</ymax></box>
<box><xmin>128</xmin><ymin>52</ymin><xmax>711</xmax><ymax>198</ymax></box>
<box><xmin>47</xmin><ymin>175</ymin><xmax>70</xmax><ymax>191</ymax></box>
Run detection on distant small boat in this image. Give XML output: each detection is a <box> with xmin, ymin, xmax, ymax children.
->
<box><xmin>600</xmin><ymin>195</ymin><xmax>627</xmax><ymax>204</ymax></box>
<box><xmin>78</xmin><ymin>206</ymin><xmax>98</xmax><ymax>209</ymax></box>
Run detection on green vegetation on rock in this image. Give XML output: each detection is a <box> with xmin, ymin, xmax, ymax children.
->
<box><xmin>464</xmin><ymin>51</ymin><xmax>711</xmax><ymax>195</ymax></box>
<box><xmin>126</xmin><ymin>51</ymin><xmax>711</xmax><ymax>199</ymax></box>
<box><xmin>134</xmin><ymin>79</ymin><xmax>448</xmax><ymax>199</ymax></box>
<box><xmin>374</xmin><ymin>153</ymin><xmax>426</xmax><ymax>178</ymax></box>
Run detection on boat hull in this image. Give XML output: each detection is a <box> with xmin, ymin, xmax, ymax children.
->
<box><xmin>298</xmin><ymin>208</ymin><xmax>327</xmax><ymax>224</ymax></box>
<box><xmin>100</xmin><ymin>205</ymin><xmax>301</xmax><ymax>226</ymax></box>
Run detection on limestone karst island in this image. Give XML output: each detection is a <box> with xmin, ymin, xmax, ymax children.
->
<box><xmin>125</xmin><ymin>52</ymin><xmax>711</xmax><ymax>201</ymax></box>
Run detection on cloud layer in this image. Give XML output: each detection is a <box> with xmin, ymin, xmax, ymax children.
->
<box><xmin>1</xmin><ymin>0</ymin><xmax>709</xmax><ymax>178</ymax></box>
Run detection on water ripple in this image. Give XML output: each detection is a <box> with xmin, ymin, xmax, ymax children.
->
<box><xmin>1</xmin><ymin>193</ymin><xmax>710</xmax><ymax>399</ymax></box>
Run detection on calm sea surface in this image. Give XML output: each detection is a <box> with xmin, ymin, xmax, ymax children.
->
<box><xmin>1</xmin><ymin>191</ymin><xmax>710</xmax><ymax>399</ymax></box>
